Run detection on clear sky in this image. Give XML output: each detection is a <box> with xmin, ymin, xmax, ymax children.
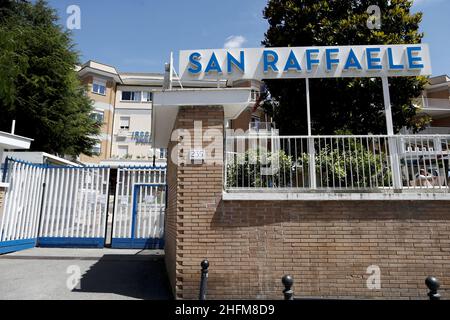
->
<box><xmin>47</xmin><ymin>0</ymin><xmax>450</xmax><ymax>76</ymax></box>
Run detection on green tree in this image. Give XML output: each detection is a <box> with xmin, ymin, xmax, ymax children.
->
<box><xmin>262</xmin><ymin>0</ymin><xmax>428</xmax><ymax>135</ymax></box>
<box><xmin>0</xmin><ymin>0</ymin><xmax>100</xmax><ymax>157</ymax></box>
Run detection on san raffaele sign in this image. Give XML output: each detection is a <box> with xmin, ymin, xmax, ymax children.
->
<box><xmin>179</xmin><ymin>44</ymin><xmax>431</xmax><ymax>81</ymax></box>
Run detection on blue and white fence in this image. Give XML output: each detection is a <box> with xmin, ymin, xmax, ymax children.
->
<box><xmin>112</xmin><ymin>167</ymin><xmax>166</xmax><ymax>249</ymax></box>
<box><xmin>0</xmin><ymin>160</ymin><xmax>45</xmax><ymax>253</ymax></box>
<box><xmin>38</xmin><ymin>166</ymin><xmax>110</xmax><ymax>248</ymax></box>
<box><xmin>0</xmin><ymin>159</ymin><xmax>167</xmax><ymax>253</ymax></box>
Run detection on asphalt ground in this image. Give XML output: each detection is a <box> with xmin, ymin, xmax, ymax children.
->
<box><xmin>0</xmin><ymin>247</ymin><xmax>172</xmax><ymax>300</ymax></box>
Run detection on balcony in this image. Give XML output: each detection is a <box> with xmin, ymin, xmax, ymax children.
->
<box><xmin>402</xmin><ymin>126</ymin><xmax>450</xmax><ymax>135</ymax></box>
<box><xmin>224</xmin><ymin>134</ymin><xmax>450</xmax><ymax>200</ymax></box>
<box><xmin>115</xmin><ymin>129</ymin><xmax>130</xmax><ymax>141</ymax></box>
<box><xmin>414</xmin><ymin>97</ymin><xmax>450</xmax><ymax>118</ymax></box>
<box><xmin>249</xmin><ymin>122</ymin><xmax>277</xmax><ymax>134</ymax></box>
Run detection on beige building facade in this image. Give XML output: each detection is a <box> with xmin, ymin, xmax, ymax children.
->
<box><xmin>77</xmin><ymin>62</ymin><xmax>175</xmax><ymax>166</ymax></box>
<box><xmin>78</xmin><ymin>62</ymin><xmax>119</xmax><ymax>163</ymax></box>
<box><xmin>77</xmin><ymin>61</ymin><xmax>265</xmax><ymax>166</ymax></box>
<box><xmin>410</xmin><ymin>75</ymin><xmax>450</xmax><ymax>134</ymax></box>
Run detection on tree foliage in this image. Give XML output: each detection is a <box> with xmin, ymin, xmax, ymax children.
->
<box><xmin>226</xmin><ymin>141</ymin><xmax>391</xmax><ymax>189</ymax></box>
<box><xmin>0</xmin><ymin>0</ymin><xmax>99</xmax><ymax>157</ymax></box>
<box><xmin>262</xmin><ymin>0</ymin><xmax>428</xmax><ymax>135</ymax></box>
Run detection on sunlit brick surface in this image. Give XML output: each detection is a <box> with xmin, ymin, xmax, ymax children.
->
<box><xmin>165</xmin><ymin>105</ymin><xmax>450</xmax><ymax>300</ymax></box>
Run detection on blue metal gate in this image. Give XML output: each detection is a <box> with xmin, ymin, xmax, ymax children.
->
<box><xmin>0</xmin><ymin>160</ymin><xmax>166</xmax><ymax>254</ymax></box>
<box><xmin>37</xmin><ymin>165</ymin><xmax>110</xmax><ymax>248</ymax></box>
<box><xmin>111</xmin><ymin>167</ymin><xmax>166</xmax><ymax>249</ymax></box>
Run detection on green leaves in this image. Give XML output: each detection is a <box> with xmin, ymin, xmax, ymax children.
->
<box><xmin>0</xmin><ymin>0</ymin><xmax>99</xmax><ymax>157</ymax></box>
<box><xmin>262</xmin><ymin>0</ymin><xmax>428</xmax><ymax>135</ymax></box>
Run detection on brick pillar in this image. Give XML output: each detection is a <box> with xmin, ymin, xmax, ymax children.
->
<box><xmin>165</xmin><ymin>105</ymin><xmax>224</xmax><ymax>299</ymax></box>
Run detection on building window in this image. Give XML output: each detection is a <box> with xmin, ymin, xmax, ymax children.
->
<box><xmin>90</xmin><ymin>110</ymin><xmax>104</xmax><ymax>123</ymax></box>
<box><xmin>121</xmin><ymin>91</ymin><xmax>141</xmax><ymax>102</ymax></box>
<box><xmin>92</xmin><ymin>142</ymin><xmax>101</xmax><ymax>155</ymax></box>
<box><xmin>118</xmin><ymin>145</ymin><xmax>129</xmax><ymax>158</ymax></box>
<box><xmin>119</xmin><ymin>117</ymin><xmax>130</xmax><ymax>130</ymax></box>
<box><xmin>92</xmin><ymin>81</ymin><xmax>106</xmax><ymax>95</ymax></box>
<box><xmin>142</xmin><ymin>91</ymin><xmax>153</xmax><ymax>102</ymax></box>
<box><xmin>159</xmin><ymin>148</ymin><xmax>167</xmax><ymax>159</ymax></box>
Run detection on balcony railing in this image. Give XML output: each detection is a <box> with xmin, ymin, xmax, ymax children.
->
<box><xmin>414</xmin><ymin>97</ymin><xmax>450</xmax><ymax>110</ymax></box>
<box><xmin>224</xmin><ymin>134</ymin><xmax>450</xmax><ymax>192</ymax></box>
<box><xmin>402</xmin><ymin>126</ymin><xmax>450</xmax><ymax>135</ymax></box>
<box><xmin>249</xmin><ymin>122</ymin><xmax>277</xmax><ymax>133</ymax></box>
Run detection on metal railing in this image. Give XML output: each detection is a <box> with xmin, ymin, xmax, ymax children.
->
<box><xmin>427</xmin><ymin>98</ymin><xmax>450</xmax><ymax>109</ymax></box>
<box><xmin>224</xmin><ymin>134</ymin><xmax>450</xmax><ymax>192</ymax></box>
<box><xmin>249</xmin><ymin>122</ymin><xmax>277</xmax><ymax>133</ymax></box>
<box><xmin>414</xmin><ymin>97</ymin><xmax>450</xmax><ymax>110</ymax></box>
<box><xmin>402</xmin><ymin>126</ymin><xmax>450</xmax><ymax>135</ymax></box>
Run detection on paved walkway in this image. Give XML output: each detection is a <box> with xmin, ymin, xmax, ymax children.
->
<box><xmin>0</xmin><ymin>248</ymin><xmax>172</xmax><ymax>300</ymax></box>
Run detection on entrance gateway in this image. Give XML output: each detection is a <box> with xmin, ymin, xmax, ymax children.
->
<box><xmin>179</xmin><ymin>44</ymin><xmax>431</xmax><ymax>134</ymax></box>
<box><xmin>149</xmin><ymin>44</ymin><xmax>436</xmax><ymax>299</ymax></box>
<box><xmin>154</xmin><ymin>44</ymin><xmax>432</xmax><ymax>149</ymax></box>
<box><xmin>155</xmin><ymin>44</ymin><xmax>430</xmax><ymax>186</ymax></box>
<box><xmin>0</xmin><ymin>158</ymin><xmax>166</xmax><ymax>254</ymax></box>
<box><xmin>153</xmin><ymin>44</ymin><xmax>432</xmax><ymax>190</ymax></box>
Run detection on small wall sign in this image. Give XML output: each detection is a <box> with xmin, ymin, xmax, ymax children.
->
<box><xmin>132</xmin><ymin>131</ymin><xmax>151</xmax><ymax>144</ymax></box>
<box><xmin>189</xmin><ymin>149</ymin><xmax>205</xmax><ymax>163</ymax></box>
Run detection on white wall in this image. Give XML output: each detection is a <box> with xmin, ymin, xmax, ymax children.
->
<box><xmin>112</xmin><ymin>85</ymin><xmax>166</xmax><ymax>161</ymax></box>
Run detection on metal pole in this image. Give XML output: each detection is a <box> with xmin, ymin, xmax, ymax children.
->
<box><xmin>382</xmin><ymin>77</ymin><xmax>402</xmax><ymax>189</ymax></box>
<box><xmin>169</xmin><ymin>51</ymin><xmax>174</xmax><ymax>90</ymax></box>
<box><xmin>306</xmin><ymin>79</ymin><xmax>316</xmax><ymax>189</ymax></box>
<box><xmin>425</xmin><ymin>276</ymin><xmax>441</xmax><ymax>300</ymax></box>
<box><xmin>36</xmin><ymin>181</ymin><xmax>47</xmax><ymax>242</ymax></box>
<box><xmin>199</xmin><ymin>259</ymin><xmax>209</xmax><ymax>300</ymax></box>
<box><xmin>382</xmin><ymin>77</ymin><xmax>394</xmax><ymax>136</ymax></box>
<box><xmin>282</xmin><ymin>275</ymin><xmax>294</xmax><ymax>300</ymax></box>
<box><xmin>306</xmin><ymin>79</ymin><xmax>312</xmax><ymax>136</ymax></box>
<box><xmin>2</xmin><ymin>157</ymin><xmax>9</xmax><ymax>183</ymax></box>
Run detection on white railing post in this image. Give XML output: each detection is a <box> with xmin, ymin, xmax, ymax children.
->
<box><xmin>382</xmin><ymin>76</ymin><xmax>402</xmax><ymax>190</ymax></box>
<box><xmin>388</xmin><ymin>137</ymin><xmax>403</xmax><ymax>190</ymax></box>
<box><xmin>308</xmin><ymin>137</ymin><xmax>317</xmax><ymax>189</ymax></box>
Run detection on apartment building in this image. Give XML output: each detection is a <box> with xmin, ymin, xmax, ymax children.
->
<box><xmin>77</xmin><ymin>61</ymin><xmax>265</xmax><ymax>166</ymax></box>
<box><xmin>77</xmin><ymin>61</ymin><xmax>119</xmax><ymax>164</ymax></box>
<box><xmin>412</xmin><ymin>74</ymin><xmax>450</xmax><ymax>134</ymax></box>
<box><xmin>110</xmin><ymin>73</ymin><xmax>167</xmax><ymax>166</ymax></box>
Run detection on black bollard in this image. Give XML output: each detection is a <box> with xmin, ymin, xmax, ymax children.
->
<box><xmin>282</xmin><ymin>275</ymin><xmax>294</xmax><ymax>300</ymax></box>
<box><xmin>199</xmin><ymin>259</ymin><xmax>209</xmax><ymax>300</ymax></box>
<box><xmin>425</xmin><ymin>276</ymin><xmax>441</xmax><ymax>300</ymax></box>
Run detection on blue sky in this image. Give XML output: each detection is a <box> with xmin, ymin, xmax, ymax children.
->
<box><xmin>47</xmin><ymin>0</ymin><xmax>450</xmax><ymax>76</ymax></box>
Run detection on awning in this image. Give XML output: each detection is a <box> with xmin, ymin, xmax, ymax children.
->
<box><xmin>151</xmin><ymin>88</ymin><xmax>255</xmax><ymax>148</ymax></box>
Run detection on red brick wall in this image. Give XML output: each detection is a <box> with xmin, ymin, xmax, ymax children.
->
<box><xmin>165</xmin><ymin>105</ymin><xmax>450</xmax><ymax>300</ymax></box>
<box><xmin>427</xmin><ymin>89</ymin><xmax>449</xmax><ymax>100</ymax></box>
<box><xmin>432</xmin><ymin>116</ymin><xmax>450</xmax><ymax>127</ymax></box>
<box><xmin>165</xmin><ymin>137</ymin><xmax>179</xmax><ymax>295</ymax></box>
<box><xmin>165</xmin><ymin>105</ymin><xmax>224</xmax><ymax>297</ymax></box>
<box><xmin>196</xmin><ymin>200</ymin><xmax>450</xmax><ymax>299</ymax></box>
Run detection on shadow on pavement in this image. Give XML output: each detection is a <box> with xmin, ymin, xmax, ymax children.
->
<box><xmin>73</xmin><ymin>253</ymin><xmax>173</xmax><ymax>300</ymax></box>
